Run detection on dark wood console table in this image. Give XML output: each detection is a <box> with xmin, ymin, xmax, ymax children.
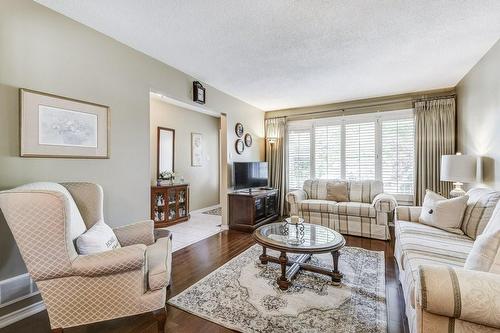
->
<box><xmin>228</xmin><ymin>188</ymin><xmax>279</xmax><ymax>232</ymax></box>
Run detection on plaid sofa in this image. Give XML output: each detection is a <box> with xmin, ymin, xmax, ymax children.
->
<box><xmin>394</xmin><ymin>188</ymin><xmax>500</xmax><ymax>333</ymax></box>
<box><xmin>286</xmin><ymin>179</ymin><xmax>397</xmax><ymax>240</ymax></box>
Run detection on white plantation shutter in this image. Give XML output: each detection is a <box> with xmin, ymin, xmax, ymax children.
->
<box><xmin>288</xmin><ymin>127</ymin><xmax>311</xmax><ymax>189</ymax></box>
<box><xmin>314</xmin><ymin>124</ymin><xmax>341</xmax><ymax>179</ymax></box>
<box><xmin>382</xmin><ymin>118</ymin><xmax>414</xmax><ymax>194</ymax></box>
<box><xmin>345</xmin><ymin>122</ymin><xmax>376</xmax><ymax>180</ymax></box>
<box><xmin>286</xmin><ymin>109</ymin><xmax>414</xmax><ymax>198</ymax></box>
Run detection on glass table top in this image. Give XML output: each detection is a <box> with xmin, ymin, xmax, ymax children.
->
<box><xmin>254</xmin><ymin>222</ymin><xmax>345</xmax><ymax>251</ymax></box>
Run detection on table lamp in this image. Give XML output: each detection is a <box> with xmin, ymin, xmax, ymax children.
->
<box><xmin>440</xmin><ymin>153</ymin><xmax>476</xmax><ymax>197</ymax></box>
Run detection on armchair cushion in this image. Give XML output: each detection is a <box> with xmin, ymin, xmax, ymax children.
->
<box><xmin>416</xmin><ymin>265</ymin><xmax>500</xmax><ymax>328</ymax></box>
<box><xmin>147</xmin><ymin>237</ymin><xmax>172</xmax><ymax>291</ymax></box>
<box><xmin>372</xmin><ymin>193</ymin><xmax>397</xmax><ymax>213</ymax></box>
<box><xmin>76</xmin><ymin>221</ymin><xmax>121</xmax><ymax>255</ymax></box>
<box><xmin>113</xmin><ymin>220</ymin><xmax>155</xmax><ymax>246</ymax></box>
<box><xmin>72</xmin><ymin>244</ymin><xmax>146</xmax><ymax>277</ymax></box>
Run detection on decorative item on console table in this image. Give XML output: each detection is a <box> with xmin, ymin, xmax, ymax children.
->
<box><xmin>228</xmin><ymin>188</ymin><xmax>279</xmax><ymax>232</ymax></box>
<box><xmin>151</xmin><ymin>183</ymin><xmax>190</xmax><ymax>228</ymax></box>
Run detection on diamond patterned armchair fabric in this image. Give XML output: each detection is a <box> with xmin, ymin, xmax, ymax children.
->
<box><xmin>0</xmin><ymin>182</ymin><xmax>171</xmax><ymax>331</ymax></box>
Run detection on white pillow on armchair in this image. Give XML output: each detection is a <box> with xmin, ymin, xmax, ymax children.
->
<box><xmin>76</xmin><ymin>221</ymin><xmax>121</xmax><ymax>255</ymax></box>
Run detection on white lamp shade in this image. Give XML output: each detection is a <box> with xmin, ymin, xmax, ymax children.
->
<box><xmin>440</xmin><ymin>154</ymin><xmax>476</xmax><ymax>183</ymax></box>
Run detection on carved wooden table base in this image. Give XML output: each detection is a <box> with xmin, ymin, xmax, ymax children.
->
<box><xmin>259</xmin><ymin>246</ymin><xmax>343</xmax><ymax>290</ymax></box>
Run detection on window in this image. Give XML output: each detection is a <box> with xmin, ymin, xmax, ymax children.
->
<box><xmin>381</xmin><ymin>118</ymin><xmax>414</xmax><ymax>195</ymax></box>
<box><xmin>314</xmin><ymin>124</ymin><xmax>341</xmax><ymax>179</ymax></box>
<box><xmin>345</xmin><ymin>121</ymin><xmax>376</xmax><ymax>180</ymax></box>
<box><xmin>287</xmin><ymin>109</ymin><xmax>415</xmax><ymax>197</ymax></box>
<box><xmin>287</xmin><ymin>127</ymin><xmax>311</xmax><ymax>189</ymax></box>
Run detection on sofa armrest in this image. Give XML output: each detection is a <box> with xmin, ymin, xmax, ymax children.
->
<box><xmin>395</xmin><ymin>206</ymin><xmax>422</xmax><ymax>223</ymax></box>
<box><xmin>286</xmin><ymin>189</ymin><xmax>307</xmax><ymax>205</ymax></box>
<box><xmin>113</xmin><ymin>220</ymin><xmax>155</xmax><ymax>246</ymax></box>
<box><xmin>72</xmin><ymin>244</ymin><xmax>146</xmax><ymax>277</ymax></box>
<box><xmin>286</xmin><ymin>189</ymin><xmax>307</xmax><ymax>215</ymax></box>
<box><xmin>372</xmin><ymin>193</ymin><xmax>397</xmax><ymax>213</ymax></box>
<box><xmin>416</xmin><ymin>265</ymin><xmax>500</xmax><ymax>329</ymax></box>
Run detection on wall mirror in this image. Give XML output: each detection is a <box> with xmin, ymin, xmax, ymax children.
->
<box><xmin>157</xmin><ymin>127</ymin><xmax>175</xmax><ymax>178</ymax></box>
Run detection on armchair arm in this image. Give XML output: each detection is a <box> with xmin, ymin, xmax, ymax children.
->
<box><xmin>72</xmin><ymin>244</ymin><xmax>146</xmax><ymax>277</ymax></box>
<box><xmin>416</xmin><ymin>265</ymin><xmax>500</xmax><ymax>329</ymax></box>
<box><xmin>372</xmin><ymin>193</ymin><xmax>397</xmax><ymax>213</ymax></box>
<box><xmin>286</xmin><ymin>189</ymin><xmax>307</xmax><ymax>215</ymax></box>
<box><xmin>395</xmin><ymin>206</ymin><xmax>422</xmax><ymax>223</ymax></box>
<box><xmin>113</xmin><ymin>220</ymin><xmax>155</xmax><ymax>246</ymax></box>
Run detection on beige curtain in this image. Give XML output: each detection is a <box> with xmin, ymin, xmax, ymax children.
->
<box><xmin>414</xmin><ymin>97</ymin><xmax>456</xmax><ymax>205</ymax></box>
<box><xmin>265</xmin><ymin>117</ymin><xmax>287</xmax><ymax>215</ymax></box>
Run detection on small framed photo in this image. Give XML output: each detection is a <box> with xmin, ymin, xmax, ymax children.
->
<box><xmin>20</xmin><ymin>89</ymin><xmax>110</xmax><ymax>158</ymax></box>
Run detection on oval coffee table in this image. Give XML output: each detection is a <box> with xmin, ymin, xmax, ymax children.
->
<box><xmin>253</xmin><ymin>222</ymin><xmax>346</xmax><ymax>290</ymax></box>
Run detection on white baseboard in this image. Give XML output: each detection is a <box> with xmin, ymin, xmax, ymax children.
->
<box><xmin>190</xmin><ymin>204</ymin><xmax>221</xmax><ymax>214</ymax></box>
<box><xmin>0</xmin><ymin>301</ymin><xmax>45</xmax><ymax>328</ymax></box>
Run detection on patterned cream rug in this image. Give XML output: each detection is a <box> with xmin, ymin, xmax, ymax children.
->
<box><xmin>202</xmin><ymin>206</ymin><xmax>222</xmax><ymax>216</ymax></box>
<box><xmin>168</xmin><ymin>244</ymin><xmax>387</xmax><ymax>333</ymax></box>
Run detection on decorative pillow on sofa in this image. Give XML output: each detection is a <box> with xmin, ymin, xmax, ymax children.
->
<box><xmin>464</xmin><ymin>230</ymin><xmax>500</xmax><ymax>273</ymax></box>
<box><xmin>326</xmin><ymin>180</ymin><xmax>348</xmax><ymax>202</ymax></box>
<box><xmin>419</xmin><ymin>190</ymin><xmax>469</xmax><ymax>235</ymax></box>
<box><xmin>76</xmin><ymin>221</ymin><xmax>121</xmax><ymax>255</ymax></box>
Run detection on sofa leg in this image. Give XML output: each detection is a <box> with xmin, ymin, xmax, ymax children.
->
<box><xmin>51</xmin><ymin>328</ymin><xmax>63</xmax><ymax>333</ymax></box>
<box><xmin>153</xmin><ymin>307</ymin><xmax>166</xmax><ymax>333</ymax></box>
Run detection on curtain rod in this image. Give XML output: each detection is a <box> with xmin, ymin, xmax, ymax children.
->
<box><xmin>266</xmin><ymin>93</ymin><xmax>456</xmax><ymax>120</ymax></box>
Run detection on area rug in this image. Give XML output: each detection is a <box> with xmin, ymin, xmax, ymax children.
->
<box><xmin>168</xmin><ymin>244</ymin><xmax>387</xmax><ymax>333</ymax></box>
<box><xmin>201</xmin><ymin>206</ymin><xmax>222</xmax><ymax>216</ymax></box>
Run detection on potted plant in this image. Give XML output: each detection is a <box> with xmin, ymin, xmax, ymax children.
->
<box><xmin>159</xmin><ymin>171</ymin><xmax>175</xmax><ymax>185</ymax></box>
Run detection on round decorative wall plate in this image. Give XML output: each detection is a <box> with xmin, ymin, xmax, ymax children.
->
<box><xmin>244</xmin><ymin>133</ymin><xmax>252</xmax><ymax>147</ymax></box>
<box><xmin>235</xmin><ymin>123</ymin><xmax>244</xmax><ymax>138</ymax></box>
<box><xmin>235</xmin><ymin>139</ymin><xmax>245</xmax><ymax>154</ymax></box>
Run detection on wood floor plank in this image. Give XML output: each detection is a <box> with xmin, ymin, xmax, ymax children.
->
<box><xmin>1</xmin><ymin>230</ymin><xmax>408</xmax><ymax>333</ymax></box>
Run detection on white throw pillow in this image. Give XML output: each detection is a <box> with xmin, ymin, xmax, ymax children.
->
<box><xmin>76</xmin><ymin>221</ymin><xmax>121</xmax><ymax>255</ymax></box>
<box><xmin>464</xmin><ymin>230</ymin><xmax>500</xmax><ymax>273</ymax></box>
<box><xmin>419</xmin><ymin>190</ymin><xmax>468</xmax><ymax>235</ymax></box>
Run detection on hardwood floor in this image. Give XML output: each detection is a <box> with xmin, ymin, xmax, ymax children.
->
<box><xmin>2</xmin><ymin>230</ymin><xmax>408</xmax><ymax>333</ymax></box>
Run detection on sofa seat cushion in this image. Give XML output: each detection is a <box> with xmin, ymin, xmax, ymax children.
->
<box><xmin>146</xmin><ymin>237</ymin><xmax>172</xmax><ymax>291</ymax></box>
<box><xmin>335</xmin><ymin>202</ymin><xmax>376</xmax><ymax>218</ymax></box>
<box><xmin>401</xmin><ymin>250</ymin><xmax>466</xmax><ymax>309</ymax></box>
<box><xmin>299</xmin><ymin>199</ymin><xmax>336</xmax><ymax>213</ymax></box>
<box><xmin>395</xmin><ymin>221</ymin><xmax>473</xmax><ymax>268</ymax></box>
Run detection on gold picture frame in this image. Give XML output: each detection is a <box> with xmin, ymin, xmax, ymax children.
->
<box><xmin>19</xmin><ymin>88</ymin><xmax>110</xmax><ymax>158</ymax></box>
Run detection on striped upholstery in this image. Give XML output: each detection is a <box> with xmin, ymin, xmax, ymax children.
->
<box><xmin>461</xmin><ymin>188</ymin><xmax>500</xmax><ymax>239</ymax></box>
<box><xmin>299</xmin><ymin>199</ymin><xmax>336</xmax><ymax>213</ymax></box>
<box><xmin>416</xmin><ymin>265</ymin><xmax>500</xmax><ymax>331</ymax></box>
<box><xmin>287</xmin><ymin>179</ymin><xmax>395</xmax><ymax>240</ymax></box>
<box><xmin>348</xmin><ymin>180</ymin><xmax>383</xmax><ymax>203</ymax></box>
<box><xmin>395</xmin><ymin>191</ymin><xmax>500</xmax><ymax>333</ymax></box>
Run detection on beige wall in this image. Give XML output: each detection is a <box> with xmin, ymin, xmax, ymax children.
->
<box><xmin>150</xmin><ymin>98</ymin><xmax>220</xmax><ymax>210</ymax></box>
<box><xmin>0</xmin><ymin>0</ymin><xmax>264</xmax><ymax>281</ymax></box>
<box><xmin>457</xmin><ymin>39</ymin><xmax>500</xmax><ymax>189</ymax></box>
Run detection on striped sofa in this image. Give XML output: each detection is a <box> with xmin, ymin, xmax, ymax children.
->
<box><xmin>286</xmin><ymin>179</ymin><xmax>397</xmax><ymax>240</ymax></box>
<box><xmin>394</xmin><ymin>187</ymin><xmax>500</xmax><ymax>333</ymax></box>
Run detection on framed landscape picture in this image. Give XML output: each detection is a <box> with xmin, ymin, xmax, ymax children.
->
<box><xmin>19</xmin><ymin>89</ymin><xmax>110</xmax><ymax>158</ymax></box>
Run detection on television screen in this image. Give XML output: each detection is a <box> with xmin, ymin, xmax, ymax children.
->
<box><xmin>234</xmin><ymin>162</ymin><xmax>268</xmax><ymax>189</ymax></box>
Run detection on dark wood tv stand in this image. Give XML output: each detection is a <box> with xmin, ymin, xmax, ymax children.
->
<box><xmin>228</xmin><ymin>188</ymin><xmax>279</xmax><ymax>232</ymax></box>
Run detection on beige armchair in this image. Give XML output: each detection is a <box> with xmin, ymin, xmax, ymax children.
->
<box><xmin>0</xmin><ymin>182</ymin><xmax>172</xmax><ymax>333</ymax></box>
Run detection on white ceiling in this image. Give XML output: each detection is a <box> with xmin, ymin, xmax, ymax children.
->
<box><xmin>35</xmin><ymin>0</ymin><xmax>500</xmax><ymax>111</ymax></box>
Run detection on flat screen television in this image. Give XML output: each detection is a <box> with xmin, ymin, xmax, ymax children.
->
<box><xmin>234</xmin><ymin>162</ymin><xmax>269</xmax><ymax>189</ymax></box>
